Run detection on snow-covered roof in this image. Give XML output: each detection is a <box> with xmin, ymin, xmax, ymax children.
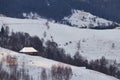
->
<box><xmin>19</xmin><ymin>47</ymin><xmax>38</xmax><ymax>53</ymax></box>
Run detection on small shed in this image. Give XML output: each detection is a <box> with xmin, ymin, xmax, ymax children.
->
<box><xmin>19</xmin><ymin>47</ymin><xmax>38</xmax><ymax>55</ymax></box>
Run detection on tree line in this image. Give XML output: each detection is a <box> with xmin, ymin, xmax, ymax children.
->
<box><xmin>0</xmin><ymin>54</ymin><xmax>73</xmax><ymax>80</ymax></box>
<box><xmin>0</xmin><ymin>24</ymin><xmax>44</xmax><ymax>55</ymax></box>
<box><xmin>0</xmin><ymin>55</ymin><xmax>33</xmax><ymax>80</ymax></box>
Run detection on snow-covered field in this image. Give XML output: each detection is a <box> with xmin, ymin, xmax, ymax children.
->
<box><xmin>0</xmin><ymin>16</ymin><xmax>120</xmax><ymax>63</ymax></box>
<box><xmin>0</xmin><ymin>47</ymin><xmax>118</xmax><ymax>80</ymax></box>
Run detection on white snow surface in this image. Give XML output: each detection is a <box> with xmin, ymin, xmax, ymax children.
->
<box><xmin>64</xmin><ymin>10</ymin><xmax>112</xmax><ymax>28</ymax></box>
<box><xmin>0</xmin><ymin>16</ymin><xmax>120</xmax><ymax>62</ymax></box>
<box><xmin>0</xmin><ymin>47</ymin><xmax>118</xmax><ymax>80</ymax></box>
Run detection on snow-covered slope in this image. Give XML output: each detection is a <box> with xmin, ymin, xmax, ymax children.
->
<box><xmin>64</xmin><ymin>10</ymin><xmax>113</xmax><ymax>28</ymax></box>
<box><xmin>0</xmin><ymin>47</ymin><xmax>118</xmax><ymax>80</ymax></box>
<box><xmin>0</xmin><ymin>16</ymin><xmax>120</xmax><ymax>62</ymax></box>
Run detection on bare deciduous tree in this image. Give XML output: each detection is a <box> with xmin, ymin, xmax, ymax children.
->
<box><xmin>41</xmin><ymin>68</ymin><xmax>47</xmax><ymax>80</ymax></box>
<box><xmin>51</xmin><ymin>64</ymin><xmax>72</xmax><ymax>80</ymax></box>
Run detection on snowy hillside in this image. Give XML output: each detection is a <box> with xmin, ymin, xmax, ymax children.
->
<box><xmin>63</xmin><ymin>10</ymin><xmax>113</xmax><ymax>28</ymax></box>
<box><xmin>0</xmin><ymin>47</ymin><xmax>118</xmax><ymax>80</ymax></box>
<box><xmin>0</xmin><ymin>16</ymin><xmax>120</xmax><ymax>63</ymax></box>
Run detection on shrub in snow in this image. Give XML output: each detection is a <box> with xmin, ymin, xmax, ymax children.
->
<box><xmin>6</xmin><ymin>55</ymin><xmax>17</xmax><ymax>66</ymax></box>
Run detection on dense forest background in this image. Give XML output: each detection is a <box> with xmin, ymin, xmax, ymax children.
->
<box><xmin>0</xmin><ymin>0</ymin><xmax>120</xmax><ymax>22</ymax></box>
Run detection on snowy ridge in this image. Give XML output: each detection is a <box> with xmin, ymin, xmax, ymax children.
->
<box><xmin>0</xmin><ymin>47</ymin><xmax>118</xmax><ymax>80</ymax></box>
<box><xmin>64</xmin><ymin>10</ymin><xmax>113</xmax><ymax>28</ymax></box>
